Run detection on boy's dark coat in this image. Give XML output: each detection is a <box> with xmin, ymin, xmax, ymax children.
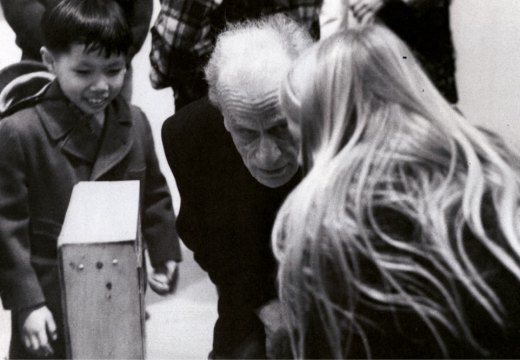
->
<box><xmin>0</xmin><ymin>82</ymin><xmax>180</xmax><ymax>358</ymax></box>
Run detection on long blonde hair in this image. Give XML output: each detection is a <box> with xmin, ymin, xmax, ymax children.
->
<box><xmin>273</xmin><ymin>24</ymin><xmax>520</xmax><ymax>358</ymax></box>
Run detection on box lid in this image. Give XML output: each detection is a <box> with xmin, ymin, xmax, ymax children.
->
<box><xmin>58</xmin><ymin>181</ymin><xmax>140</xmax><ymax>246</ymax></box>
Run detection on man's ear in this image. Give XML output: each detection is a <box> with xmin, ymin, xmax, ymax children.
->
<box><xmin>223</xmin><ymin>117</ymin><xmax>231</xmax><ymax>132</ymax></box>
<box><xmin>40</xmin><ymin>47</ymin><xmax>56</xmax><ymax>73</ymax></box>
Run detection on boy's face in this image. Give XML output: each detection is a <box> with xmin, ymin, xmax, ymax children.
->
<box><xmin>42</xmin><ymin>43</ymin><xmax>126</xmax><ymax>116</ymax></box>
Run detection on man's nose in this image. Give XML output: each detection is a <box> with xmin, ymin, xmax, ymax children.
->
<box><xmin>254</xmin><ymin>136</ymin><xmax>282</xmax><ymax>167</ymax></box>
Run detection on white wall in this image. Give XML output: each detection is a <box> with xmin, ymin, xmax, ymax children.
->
<box><xmin>452</xmin><ymin>0</ymin><xmax>520</xmax><ymax>149</ymax></box>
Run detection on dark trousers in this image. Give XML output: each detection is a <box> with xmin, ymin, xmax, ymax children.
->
<box><xmin>209</xmin><ymin>325</ymin><xmax>266</xmax><ymax>359</ymax></box>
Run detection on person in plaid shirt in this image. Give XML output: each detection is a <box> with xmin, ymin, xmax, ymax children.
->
<box><xmin>149</xmin><ymin>0</ymin><xmax>321</xmax><ymax>110</ymax></box>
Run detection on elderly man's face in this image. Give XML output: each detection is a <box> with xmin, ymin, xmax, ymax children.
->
<box><xmin>223</xmin><ymin>90</ymin><xmax>299</xmax><ymax>188</ymax></box>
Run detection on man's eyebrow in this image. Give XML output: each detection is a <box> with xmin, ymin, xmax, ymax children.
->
<box><xmin>232</xmin><ymin>123</ymin><xmax>257</xmax><ymax>131</ymax></box>
<box><xmin>269</xmin><ymin>118</ymin><xmax>287</xmax><ymax>127</ymax></box>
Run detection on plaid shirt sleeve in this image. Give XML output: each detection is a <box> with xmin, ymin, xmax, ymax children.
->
<box><xmin>150</xmin><ymin>0</ymin><xmax>222</xmax><ymax>89</ymax></box>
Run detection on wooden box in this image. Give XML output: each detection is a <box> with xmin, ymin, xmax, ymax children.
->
<box><xmin>58</xmin><ymin>181</ymin><xmax>145</xmax><ymax>359</ymax></box>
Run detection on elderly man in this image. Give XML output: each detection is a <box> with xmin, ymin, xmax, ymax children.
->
<box><xmin>161</xmin><ymin>15</ymin><xmax>312</xmax><ymax>359</ymax></box>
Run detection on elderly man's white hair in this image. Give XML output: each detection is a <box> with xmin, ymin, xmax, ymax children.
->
<box><xmin>205</xmin><ymin>14</ymin><xmax>314</xmax><ymax>109</ymax></box>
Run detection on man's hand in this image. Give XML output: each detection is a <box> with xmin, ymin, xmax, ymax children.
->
<box><xmin>257</xmin><ymin>300</ymin><xmax>285</xmax><ymax>358</ymax></box>
<box><xmin>350</xmin><ymin>0</ymin><xmax>387</xmax><ymax>24</ymax></box>
<box><xmin>148</xmin><ymin>260</ymin><xmax>178</xmax><ymax>295</ymax></box>
<box><xmin>19</xmin><ymin>305</ymin><xmax>57</xmax><ymax>357</ymax></box>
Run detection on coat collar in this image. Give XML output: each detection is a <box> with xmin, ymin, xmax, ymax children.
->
<box><xmin>90</xmin><ymin>104</ymin><xmax>133</xmax><ymax>180</ymax></box>
<box><xmin>36</xmin><ymin>81</ymin><xmax>133</xmax><ymax>179</ymax></box>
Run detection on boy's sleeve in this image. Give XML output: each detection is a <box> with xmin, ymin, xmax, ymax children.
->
<box><xmin>135</xmin><ymin>108</ymin><xmax>182</xmax><ymax>266</ymax></box>
<box><xmin>0</xmin><ymin>121</ymin><xmax>46</xmax><ymax>310</ymax></box>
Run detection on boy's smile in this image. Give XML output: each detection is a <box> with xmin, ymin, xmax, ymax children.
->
<box><xmin>42</xmin><ymin>44</ymin><xmax>127</xmax><ymax>117</ymax></box>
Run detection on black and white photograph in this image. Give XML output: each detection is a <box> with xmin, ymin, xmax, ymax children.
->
<box><xmin>2</xmin><ymin>0</ymin><xmax>520</xmax><ymax>359</ymax></box>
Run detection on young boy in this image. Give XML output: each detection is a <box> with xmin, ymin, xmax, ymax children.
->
<box><xmin>0</xmin><ymin>0</ymin><xmax>181</xmax><ymax>358</ymax></box>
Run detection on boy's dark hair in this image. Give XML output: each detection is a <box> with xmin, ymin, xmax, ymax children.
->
<box><xmin>41</xmin><ymin>0</ymin><xmax>132</xmax><ymax>57</ymax></box>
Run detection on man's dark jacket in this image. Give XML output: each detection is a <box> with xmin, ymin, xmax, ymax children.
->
<box><xmin>162</xmin><ymin>97</ymin><xmax>300</xmax><ymax>357</ymax></box>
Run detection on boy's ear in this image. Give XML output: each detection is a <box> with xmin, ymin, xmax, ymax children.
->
<box><xmin>40</xmin><ymin>47</ymin><xmax>56</xmax><ymax>73</ymax></box>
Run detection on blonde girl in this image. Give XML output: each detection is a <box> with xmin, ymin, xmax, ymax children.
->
<box><xmin>273</xmin><ymin>24</ymin><xmax>520</xmax><ymax>359</ymax></box>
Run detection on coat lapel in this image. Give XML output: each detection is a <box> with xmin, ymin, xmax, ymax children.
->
<box><xmin>90</xmin><ymin>98</ymin><xmax>133</xmax><ymax>180</ymax></box>
<box><xmin>37</xmin><ymin>82</ymin><xmax>134</xmax><ymax>176</ymax></box>
<box><xmin>37</xmin><ymin>82</ymin><xmax>101</xmax><ymax>163</ymax></box>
